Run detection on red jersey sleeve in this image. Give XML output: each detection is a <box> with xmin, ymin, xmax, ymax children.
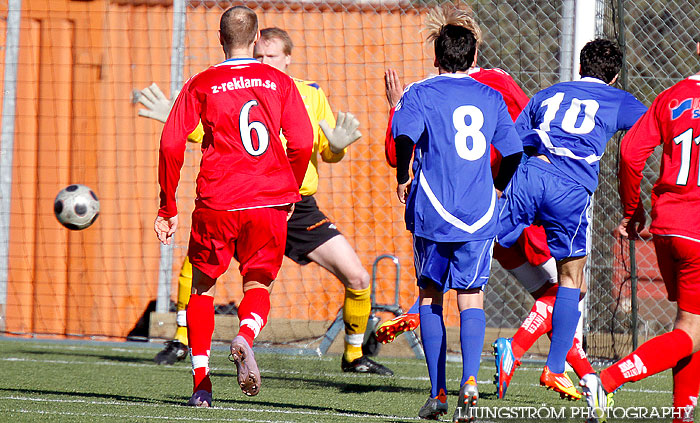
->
<box><xmin>618</xmin><ymin>100</ymin><xmax>662</xmax><ymax>218</ymax></box>
<box><xmin>384</xmin><ymin>107</ymin><xmax>397</xmax><ymax>167</ymax></box>
<box><xmin>500</xmin><ymin>74</ymin><xmax>529</xmax><ymax>121</ymax></box>
<box><xmin>280</xmin><ymin>81</ymin><xmax>313</xmax><ymax>187</ymax></box>
<box><xmin>158</xmin><ymin>78</ymin><xmax>202</xmax><ymax>218</ymax></box>
<box><xmin>470</xmin><ymin>68</ymin><xmax>529</xmax><ymax>121</ymax></box>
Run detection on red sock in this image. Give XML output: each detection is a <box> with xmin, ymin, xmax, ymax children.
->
<box><xmin>512</xmin><ymin>284</ymin><xmax>557</xmax><ymax>359</ymax></box>
<box><xmin>566</xmin><ymin>336</ymin><xmax>595</xmax><ymax>378</ymax></box>
<box><xmin>187</xmin><ymin>294</ymin><xmax>215</xmax><ymax>393</ymax></box>
<box><xmin>600</xmin><ymin>329</ymin><xmax>693</xmax><ymax>393</ymax></box>
<box><xmin>237</xmin><ymin>287</ymin><xmax>270</xmax><ymax>347</ymax></box>
<box><xmin>672</xmin><ymin>350</ymin><xmax>700</xmax><ymax>423</ymax></box>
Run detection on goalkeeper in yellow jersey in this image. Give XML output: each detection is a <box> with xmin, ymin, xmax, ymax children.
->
<box><xmin>137</xmin><ymin>27</ymin><xmax>392</xmax><ymax>375</ymax></box>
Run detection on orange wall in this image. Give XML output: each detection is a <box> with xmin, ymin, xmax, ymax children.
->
<box><xmin>2</xmin><ymin>0</ymin><xmax>440</xmax><ymax>338</ymax></box>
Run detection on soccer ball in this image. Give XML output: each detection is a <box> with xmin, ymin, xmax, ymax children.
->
<box><xmin>53</xmin><ymin>184</ymin><xmax>100</xmax><ymax>230</ymax></box>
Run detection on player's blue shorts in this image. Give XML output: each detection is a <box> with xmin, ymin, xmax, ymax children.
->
<box><xmin>497</xmin><ymin>156</ymin><xmax>591</xmax><ymax>260</ymax></box>
<box><xmin>413</xmin><ymin>235</ymin><xmax>494</xmax><ymax>291</ymax></box>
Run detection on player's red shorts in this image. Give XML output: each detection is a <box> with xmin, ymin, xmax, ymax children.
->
<box><xmin>493</xmin><ymin>224</ymin><xmax>552</xmax><ymax>270</ymax></box>
<box><xmin>653</xmin><ymin>235</ymin><xmax>700</xmax><ymax>314</ymax></box>
<box><xmin>188</xmin><ymin>206</ymin><xmax>288</xmax><ymax>283</ymax></box>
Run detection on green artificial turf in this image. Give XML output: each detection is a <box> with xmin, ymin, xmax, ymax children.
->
<box><xmin>0</xmin><ymin>338</ymin><xmax>687</xmax><ymax>422</ymax></box>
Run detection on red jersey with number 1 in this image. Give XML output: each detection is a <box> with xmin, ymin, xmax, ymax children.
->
<box><xmin>158</xmin><ymin>58</ymin><xmax>313</xmax><ymax>218</ymax></box>
<box><xmin>619</xmin><ymin>75</ymin><xmax>700</xmax><ymax>240</ymax></box>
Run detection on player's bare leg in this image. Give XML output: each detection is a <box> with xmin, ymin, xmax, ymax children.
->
<box><xmin>307</xmin><ymin>234</ymin><xmax>393</xmax><ymax>375</ymax></box>
<box><xmin>539</xmin><ymin>256</ymin><xmax>585</xmax><ymax>400</ymax></box>
<box><xmin>674</xmin><ymin>310</ymin><xmax>700</xmax><ymax>351</ymax></box>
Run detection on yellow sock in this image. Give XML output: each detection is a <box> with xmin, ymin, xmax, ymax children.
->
<box><xmin>174</xmin><ymin>325</ymin><xmax>188</xmax><ymax>346</ymax></box>
<box><xmin>343</xmin><ymin>286</ymin><xmax>371</xmax><ymax>362</ymax></box>
<box><xmin>174</xmin><ymin>257</ymin><xmax>193</xmax><ymax>346</ymax></box>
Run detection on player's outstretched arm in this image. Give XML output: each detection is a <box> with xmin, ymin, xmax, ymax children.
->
<box><xmin>320</xmin><ymin>111</ymin><xmax>362</xmax><ymax>154</ymax></box>
<box><xmin>383</xmin><ymin>68</ymin><xmax>406</xmax><ymax>167</ymax></box>
<box><xmin>137</xmin><ymin>82</ymin><xmax>204</xmax><ymax>143</ymax></box>
<box><xmin>385</xmin><ymin>68</ymin><xmax>403</xmax><ymax>108</ymax></box>
<box><xmin>618</xmin><ymin>102</ymin><xmax>659</xmax><ymax>232</ymax></box>
<box><xmin>137</xmin><ymin>83</ymin><xmax>178</xmax><ymax>123</ymax></box>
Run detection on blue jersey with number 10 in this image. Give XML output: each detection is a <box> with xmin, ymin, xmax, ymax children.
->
<box><xmin>515</xmin><ymin>77</ymin><xmax>647</xmax><ymax>193</ymax></box>
<box><xmin>392</xmin><ymin>74</ymin><xmax>523</xmax><ymax>242</ymax></box>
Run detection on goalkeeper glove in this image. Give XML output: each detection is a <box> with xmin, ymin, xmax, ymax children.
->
<box><xmin>137</xmin><ymin>83</ymin><xmax>177</xmax><ymax>123</ymax></box>
<box><xmin>319</xmin><ymin>111</ymin><xmax>362</xmax><ymax>154</ymax></box>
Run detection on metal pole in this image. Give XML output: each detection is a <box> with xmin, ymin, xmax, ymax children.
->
<box><xmin>0</xmin><ymin>0</ymin><xmax>23</xmax><ymax>330</ymax></box>
<box><xmin>572</xmin><ymin>0</ymin><xmax>598</xmax><ymax>349</ymax></box>
<box><xmin>615</xmin><ymin>0</ymin><xmax>636</xmax><ymax>348</ymax></box>
<box><xmin>617</xmin><ymin>0</ymin><xmax>628</xmax><ymax>89</ymax></box>
<box><xmin>630</xmin><ymin>241</ymin><xmax>638</xmax><ymax>349</ymax></box>
<box><xmin>156</xmin><ymin>0</ymin><xmax>187</xmax><ymax>313</ymax></box>
<box><xmin>559</xmin><ymin>0</ymin><xmax>575</xmax><ymax>82</ymax></box>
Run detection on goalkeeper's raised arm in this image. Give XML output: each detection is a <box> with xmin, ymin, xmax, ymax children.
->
<box><xmin>137</xmin><ymin>83</ymin><xmax>175</xmax><ymax>123</ymax></box>
<box><xmin>137</xmin><ymin>82</ymin><xmax>203</xmax><ymax>143</ymax></box>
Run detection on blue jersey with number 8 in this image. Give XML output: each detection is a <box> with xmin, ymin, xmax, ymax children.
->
<box><xmin>515</xmin><ymin>77</ymin><xmax>647</xmax><ymax>193</ymax></box>
<box><xmin>392</xmin><ymin>74</ymin><xmax>522</xmax><ymax>242</ymax></box>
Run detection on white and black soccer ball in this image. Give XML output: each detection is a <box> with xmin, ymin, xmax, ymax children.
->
<box><xmin>53</xmin><ymin>184</ymin><xmax>100</xmax><ymax>230</ymax></box>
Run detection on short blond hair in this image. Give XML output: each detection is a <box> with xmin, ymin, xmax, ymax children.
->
<box><xmin>425</xmin><ymin>6</ymin><xmax>482</xmax><ymax>47</ymax></box>
<box><xmin>220</xmin><ymin>6</ymin><xmax>258</xmax><ymax>49</ymax></box>
<box><xmin>260</xmin><ymin>27</ymin><xmax>293</xmax><ymax>55</ymax></box>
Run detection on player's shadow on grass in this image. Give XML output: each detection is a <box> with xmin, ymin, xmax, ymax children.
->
<box><xmin>214</xmin><ymin>371</ymin><xmax>425</xmax><ymax>395</ymax></box>
<box><xmin>216</xmin><ymin>396</ymin><xmax>417</xmax><ymax>422</ymax></box>
<box><xmin>0</xmin><ymin>387</ymin><xmax>184</xmax><ymax>406</ymax></box>
<box><xmin>16</xmin><ymin>348</ymin><xmax>158</xmax><ymax>365</ymax></box>
<box><xmin>475</xmin><ymin>390</ymin><xmax>497</xmax><ymax>401</ymax></box>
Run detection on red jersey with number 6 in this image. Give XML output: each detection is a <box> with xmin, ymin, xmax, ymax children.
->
<box><xmin>158</xmin><ymin>58</ymin><xmax>313</xmax><ymax>218</ymax></box>
<box><xmin>619</xmin><ymin>75</ymin><xmax>700</xmax><ymax>240</ymax></box>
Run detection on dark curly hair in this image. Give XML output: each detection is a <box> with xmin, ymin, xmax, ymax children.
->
<box><xmin>579</xmin><ymin>39</ymin><xmax>622</xmax><ymax>83</ymax></box>
<box><xmin>434</xmin><ymin>24</ymin><xmax>477</xmax><ymax>73</ymax></box>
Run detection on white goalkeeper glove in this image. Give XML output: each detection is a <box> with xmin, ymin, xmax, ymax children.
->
<box><xmin>137</xmin><ymin>83</ymin><xmax>177</xmax><ymax>123</ymax></box>
<box><xmin>319</xmin><ymin>111</ymin><xmax>362</xmax><ymax>154</ymax></box>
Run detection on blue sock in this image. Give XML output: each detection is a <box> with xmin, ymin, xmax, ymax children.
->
<box><xmin>420</xmin><ymin>304</ymin><xmax>446</xmax><ymax>397</ymax></box>
<box><xmin>407</xmin><ymin>298</ymin><xmax>420</xmax><ymax>314</ymax></box>
<box><xmin>460</xmin><ymin>308</ymin><xmax>485</xmax><ymax>385</ymax></box>
<box><xmin>546</xmin><ymin>286</ymin><xmax>580</xmax><ymax>373</ymax></box>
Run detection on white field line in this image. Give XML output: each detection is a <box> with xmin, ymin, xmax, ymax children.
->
<box><xmin>24</xmin><ymin>343</ymin><xmax>338</xmax><ymax>361</ymax></box>
<box><xmin>5</xmin><ymin>408</ymin><xmax>290</xmax><ymax>422</ymax></box>
<box><xmin>1</xmin><ymin>396</ymin><xmax>419</xmax><ymax>422</ymax></box>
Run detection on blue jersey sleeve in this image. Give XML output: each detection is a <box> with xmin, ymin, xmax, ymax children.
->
<box><xmin>514</xmin><ymin>98</ymin><xmax>536</xmax><ymax>136</ymax></box>
<box><xmin>492</xmin><ymin>97</ymin><xmax>523</xmax><ymax>157</ymax></box>
<box><xmin>616</xmin><ymin>92</ymin><xmax>647</xmax><ymax>131</ymax></box>
<box><xmin>392</xmin><ymin>86</ymin><xmax>425</xmax><ymax>142</ymax></box>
